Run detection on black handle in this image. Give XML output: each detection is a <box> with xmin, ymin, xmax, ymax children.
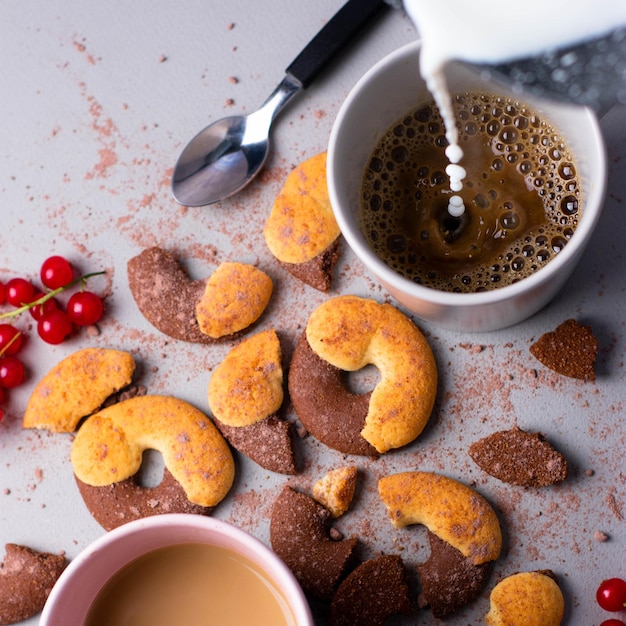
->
<box><xmin>285</xmin><ymin>0</ymin><xmax>389</xmax><ymax>88</ymax></box>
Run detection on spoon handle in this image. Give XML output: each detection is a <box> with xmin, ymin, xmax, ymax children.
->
<box><xmin>285</xmin><ymin>0</ymin><xmax>389</xmax><ymax>88</ymax></box>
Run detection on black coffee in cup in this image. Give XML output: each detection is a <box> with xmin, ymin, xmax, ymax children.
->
<box><xmin>360</xmin><ymin>92</ymin><xmax>581</xmax><ymax>292</ymax></box>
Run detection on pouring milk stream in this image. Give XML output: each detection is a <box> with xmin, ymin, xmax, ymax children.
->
<box><xmin>400</xmin><ymin>0</ymin><xmax>626</xmax><ymax>216</ymax></box>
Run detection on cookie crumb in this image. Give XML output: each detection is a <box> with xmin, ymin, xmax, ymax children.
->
<box><xmin>593</xmin><ymin>530</ymin><xmax>609</xmax><ymax>542</ymax></box>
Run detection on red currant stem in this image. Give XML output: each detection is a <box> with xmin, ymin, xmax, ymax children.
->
<box><xmin>0</xmin><ymin>271</ymin><xmax>105</xmax><ymax>321</ymax></box>
<box><xmin>0</xmin><ymin>330</ymin><xmax>22</xmax><ymax>357</ymax></box>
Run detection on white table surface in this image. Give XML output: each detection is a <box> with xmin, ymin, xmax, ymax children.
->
<box><xmin>1</xmin><ymin>2</ymin><xmax>625</xmax><ymax>625</ymax></box>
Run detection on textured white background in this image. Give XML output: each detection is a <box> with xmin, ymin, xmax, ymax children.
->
<box><xmin>1</xmin><ymin>2</ymin><xmax>624</xmax><ymax>624</ymax></box>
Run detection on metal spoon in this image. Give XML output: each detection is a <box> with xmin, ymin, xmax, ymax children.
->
<box><xmin>172</xmin><ymin>0</ymin><xmax>388</xmax><ymax>207</ymax></box>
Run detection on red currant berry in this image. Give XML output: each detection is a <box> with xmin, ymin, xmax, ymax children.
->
<box><xmin>67</xmin><ymin>291</ymin><xmax>104</xmax><ymax>326</ymax></box>
<box><xmin>40</xmin><ymin>255</ymin><xmax>74</xmax><ymax>289</ymax></box>
<box><xmin>0</xmin><ymin>281</ymin><xmax>6</xmax><ymax>305</ymax></box>
<box><xmin>0</xmin><ymin>356</ymin><xmax>25</xmax><ymax>389</ymax></box>
<box><xmin>0</xmin><ymin>324</ymin><xmax>23</xmax><ymax>356</ymax></box>
<box><xmin>600</xmin><ymin>620</ymin><xmax>626</xmax><ymax>626</ymax></box>
<box><xmin>6</xmin><ymin>278</ymin><xmax>35</xmax><ymax>307</ymax></box>
<box><xmin>38</xmin><ymin>310</ymin><xmax>73</xmax><ymax>345</ymax></box>
<box><xmin>597</xmin><ymin>578</ymin><xmax>626</xmax><ymax>612</ymax></box>
<box><xmin>27</xmin><ymin>292</ymin><xmax>59</xmax><ymax>321</ymax></box>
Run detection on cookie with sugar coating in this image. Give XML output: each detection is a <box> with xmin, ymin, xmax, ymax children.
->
<box><xmin>291</xmin><ymin>295</ymin><xmax>437</xmax><ymax>455</ymax></box>
<box><xmin>0</xmin><ymin>544</ymin><xmax>67</xmax><ymax>625</ymax></box>
<box><xmin>23</xmin><ymin>347</ymin><xmax>135</xmax><ymax>433</ymax></box>
<box><xmin>71</xmin><ymin>395</ymin><xmax>234</xmax><ymax>508</ymax></box>
<box><xmin>264</xmin><ymin>152</ymin><xmax>341</xmax><ymax>291</ymax></box>
<box><xmin>208</xmin><ymin>329</ymin><xmax>296</xmax><ymax>474</ymax></box>
<box><xmin>378</xmin><ymin>471</ymin><xmax>502</xmax><ymax>565</ymax></box>
<box><xmin>485</xmin><ymin>570</ymin><xmax>564</xmax><ymax>626</ymax></box>
<box><xmin>128</xmin><ymin>247</ymin><xmax>272</xmax><ymax>343</ymax></box>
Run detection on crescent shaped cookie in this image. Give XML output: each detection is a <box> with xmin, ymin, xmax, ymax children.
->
<box><xmin>23</xmin><ymin>347</ymin><xmax>135</xmax><ymax>433</ymax></box>
<box><xmin>378</xmin><ymin>471</ymin><xmax>502</xmax><ymax>565</ymax></box>
<box><xmin>127</xmin><ymin>247</ymin><xmax>272</xmax><ymax>343</ymax></box>
<box><xmin>71</xmin><ymin>395</ymin><xmax>234</xmax><ymax>508</ymax></box>
<box><xmin>208</xmin><ymin>329</ymin><xmax>296</xmax><ymax>474</ymax></box>
<box><xmin>290</xmin><ymin>295</ymin><xmax>437</xmax><ymax>455</ymax></box>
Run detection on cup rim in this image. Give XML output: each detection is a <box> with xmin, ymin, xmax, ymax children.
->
<box><xmin>327</xmin><ymin>40</ymin><xmax>607</xmax><ymax>308</ymax></box>
<box><xmin>41</xmin><ymin>514</ymin><xmax>313</xmax><ymax>625</ymax></box>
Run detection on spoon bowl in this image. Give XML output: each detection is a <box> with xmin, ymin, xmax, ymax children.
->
<box><xmin>171</xmin><ymin>0</ymin><xmax>388</xmax><ymax>207</ymax></box>
<box><xmin>172</xmin><ymin>115</ymin><xmax>267</xmax><ymax>207</ymax></box>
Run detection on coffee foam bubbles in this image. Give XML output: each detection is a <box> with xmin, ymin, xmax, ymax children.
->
<box><xmin>360</xmin><ymin>92</ymin><xmax>581</xmax><ymax>292</ymax></box>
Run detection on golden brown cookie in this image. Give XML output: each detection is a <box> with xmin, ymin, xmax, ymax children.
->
<box><xmin>264</xmin><ymin>152</ymin><xmax>341</xmax><ymax>291</ymax></box>
<box><xmin>379</xmin><ymin>471</ymin><xmax>501</xmax><ymax>618</ymax></box>
<box><xmin>312</xmin><ymin>466</ymin><xmax>358</xmax><ymax>518</ymax></box>
<box><xmin>290</xmin><ymin>295</ymin><xmax>437</xmax><ymax>455</ymax></box>
<box><xmin>71</xmin><ymin>395</ymin><xmax>234</xmax><ymax>515</ymax></box>
<box><xmin>485</xmin><ymin>570</ymin><xmax>564</xmax><ymax>626</ymax></box>
<box><xmin>530</xmin><ymin>318</ymin><xmax>597</xmax><ymax>381</ymax></box>
<box><xmin>196</xmin><ymin>262</ymin><xmax>273</xmax><ymax>339</ymax></box>
<box><xmin>23</xmin><ymin>348</ymin><xmax>135</xmax><ymax>433</ymax></box>
<box><xmin>0</xmin><ymin>544</ymin><xmax>67</xmax><ymax>625</ymax></box>
<box><xmin>208</xmin><ymin>329</ymin><xmax>296</xmax><ymax>474</ymax></box>
<box><xmin>128</xmin><ymin>247</ymin><xmax>272</xmax><ymax>343</ymax></box>
<box><xmin>378</xmin><ymin>471</ymin><xmax>502</xmax><ymax>565</ymax></box>
<box><xmin>208</xmin><ymin>329</ymin><xmax>283</xmax><ymax>427</ymax></box>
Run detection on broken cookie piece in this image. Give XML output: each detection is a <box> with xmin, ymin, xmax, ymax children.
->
<box><xmin>23</xmin><ymin>348</ymin><xmax>135</xmax><ymax>433</ymax></box>
<box><xmin>270</xmin><ymin>486</ymin><xmax>358</xmax><ymax>599</ymax></box>
<box><xmin>264</xmin><ymin>152</ymin><xmax>341</xmax><ymax>291</ymax></box>
<box><xmin>530</xmin><ymin>318</ymin><xmax>598</xmax><ymax>381</ymax></box>
<box><xmin>469</xmin><ymin>426</ymin><xmax>568</xmax><ymax>487</ymax></box>
<box><xmin>0</xmin><ymin>544</ymin><xmax>67</xmax><ymax>625</ymax></box>
<box><xmin>329</xmin><ymin>555</ymin><xmax>412</xmax><ymax>626</ymax></box>
<box><xmin>313</xmin><ymin>466</ymin><xmax>358</xmax><ymax>518</ymax></box>
<box><xmin>418</xmin><ymin>531</ymin><xmax>491</xmax><ymax>618</ymax></box>
<box><xmin>208</xmin><ymin>330</ymin><xmax>296</xmax><ymax>474</ymax></box>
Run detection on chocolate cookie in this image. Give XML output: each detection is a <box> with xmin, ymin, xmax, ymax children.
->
<box><xmin>127</xmin><ymin>246</ymin><xmax>211</xmax><ymax>343</ymax></box>
<box><xmin>329</xmin><ymin>555</ymin><xmax>413</xmax><ymax>626</ymax></box>
<box><xmin>75</xmin><ymin>469</ymin><xmax>214</xmax><ymax>531</ymax></box>
<box><xmin>418</xmin><ymin>531</ymin><xmax>491</xmax><ymax>618</ymax></box>
<box><xmin>278</xmin><ymin>239</ymin><xmax>341</xmax><ymax>292</ymax></box>
<box><xmin>270</xmin><ymin>486</ymin><xmax>358</xmax><ymax>599</ymax></box>
<box><xmin>214</xmin><ymin>416</ymin><xmax>296</xmax><ymax>475</ymax></box>
<box><xmin>0</xmin><ymin>544</ymin><xmax>67</xmax><ymax>625</ymax></box>
<box><xmin>530</xmin><ymin>318</ymin><xmax>598</xmax><ymax>381</ymax></box>
<box><xmin>127</xmin><ymin>248</ymin><xmax>272</xmax><ymax>343</ymax></box>
<box><xmin>289</xmin><ymin>332</ymin><xmax>377</xmax><ymax>457</ymax></box>
<box><xmin>469</xmin><ymin>427</ymin><xmax>568</xmax><ymax>487</ymax></box>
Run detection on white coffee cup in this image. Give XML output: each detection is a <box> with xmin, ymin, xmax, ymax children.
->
<box><xmin>327</xmin><ymin>41</ymin><xmax>607</xmax><ymax>332</ymax></box>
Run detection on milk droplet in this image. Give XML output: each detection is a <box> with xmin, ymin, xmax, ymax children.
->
<box><xmin>448</xmin><ymin>194</ymin><xmax>465</xmax><ymax>217</ymax></box>
<box><xmin>446</xmin><ymin>163</ymin><xmax>467</xmax><ymax>210</ymax></box>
